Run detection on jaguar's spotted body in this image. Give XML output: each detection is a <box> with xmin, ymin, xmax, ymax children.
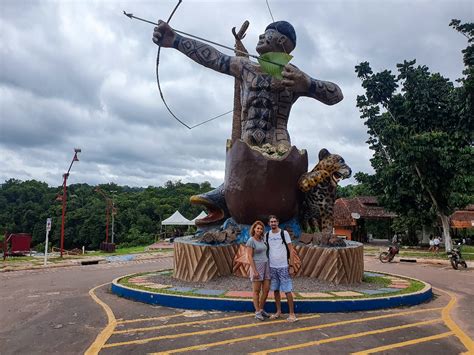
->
<box><xmin>298</xmin><ymin>149</ymin><xmax>352</xmax><ymax>233</ymax></box>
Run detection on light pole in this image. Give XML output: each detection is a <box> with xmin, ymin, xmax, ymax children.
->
<box><xmin>110</xmin><ymin>191</ymin><xmax>117</xmax><ymax>244</ymax></box>
<box><xmin>95</xmin><ymin>187</ymin><xmax>112</xmax><ymax>245</ymax></box>
<box><xmin>60</xmin><ymin>148</ymin><xmax>81</xmax><ymax>258</ymax></box>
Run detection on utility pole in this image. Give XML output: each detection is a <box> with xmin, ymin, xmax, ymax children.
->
<box><xmin>59</xmin><ymin>148</ymin><xmax>81</xmax><ymax>258</ymax></box>
<box><xmin>44</xmin><ymin>218</ymin><xmax>52</xmax><ymax>266</ymax></box>
<box><xmin>111</xmin><ymin>191</ymin><xmax>117</xmax><ymax>244</ymax></box>
<box><xmin>95</xmin><ymin>187</ymin><xmax>111</xmax><ymax>245</ymax></box>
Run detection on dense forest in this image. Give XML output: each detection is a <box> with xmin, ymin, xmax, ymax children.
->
<box><xmin>0</xmin><ymin>179</ymin><xmax>213</xmax><ymax>250</ymax></box>
<box><xmin>1</xmin><ymin>178</ymin><xmax>370</xmax><ymax>250</ymax></box>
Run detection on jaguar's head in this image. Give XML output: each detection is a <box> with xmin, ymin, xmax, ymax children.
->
<box><xmin>315</xmin><ymin>148</ymin><xmax>352</xmax><ymax>186</ymax></box>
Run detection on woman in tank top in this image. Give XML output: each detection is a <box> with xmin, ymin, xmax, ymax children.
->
<box><xmin>246</xmin><ymin>220</ymin><xmax>271</xmax><ymax>321</ymax></box>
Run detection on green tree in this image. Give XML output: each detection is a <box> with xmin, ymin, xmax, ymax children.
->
<box><xmin>354</xmin><ymin>20</ymin><xmax>473</xmax><ymax>251</ymax></box>
<box><xmin>0</xmin><ymin>178</ymin><xmax>214</xmax><ymax>250</ymax></box>
<box><xmin>336</xmin><ymin>172</ymin><xmax>376</xmax><ymax>199</ymax></box>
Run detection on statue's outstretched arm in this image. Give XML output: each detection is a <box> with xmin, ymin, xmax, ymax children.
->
<box><xmin>281</xmin><ymin>64</ymin><xmax>343</xmax><ymax>105</ymax></box>
<box><xmin>153</xmin><ymin>20</ymin><xmax>243</xmax><ymax>77</ymax></box>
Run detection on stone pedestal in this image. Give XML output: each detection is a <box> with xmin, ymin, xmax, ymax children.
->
<box><xmin>232</xmin><ymin>244</ymin><xmax>251</xmax><ymax>278</ymax></box>
<box><xmin>232</xmin><ymin>244</ymin><xmax>302</xmax><ymax>278</ymax></box>
<box><xmin>173</xmin><ymin>237</ymin><xmax>237</xmax><ymax>282</ymax></box>
<box><xmin>174</xmin><ymin>238</ymin><xmax>363</xmax><ymax>285</ymax></box>
<box><xmin>295</xmin><ymin>241</ymin><xmax>364</xmax><ymax>284</ymax></box>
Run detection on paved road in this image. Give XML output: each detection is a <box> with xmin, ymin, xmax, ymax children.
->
<box><xmin>365</xmin><ymin>256</ymin><xmax>474</xmax><ymax>338</ymax></box>
<box><xmin>0</xmin><ymin>257</ymin><xmax>173</xmax><ymax>354</ymax></box>
<box><xmin>1</xmin><ymin>255</ymin><xmax>472</xmax><ymax>354</ymax></box>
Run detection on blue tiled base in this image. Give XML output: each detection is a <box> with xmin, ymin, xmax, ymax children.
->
<box><xmin>112</xmin><ymin>279</ymin><xmax>432</xmax><ymax>314</ymax></box>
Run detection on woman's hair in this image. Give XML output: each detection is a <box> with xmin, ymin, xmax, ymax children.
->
<box><xmin>250</xmin><ymin>220</ymin><xmax>265</xmax><ymax>237</ymax></box>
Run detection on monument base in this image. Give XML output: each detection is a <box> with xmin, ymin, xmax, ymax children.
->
<box><xmin>234</xmin><ymin>241</ymin><xmax>363</xmax><ymax>285</ymax></box>
<box><xmin>175</xmin><ymin>237</ymin><xmax>363</xmax><ymax>285</ymax></box>
<box><xmin>173</xmin><ymin>236</ymin><xmax>237</xmax><ymax>282</ymax></box>
<box><xmin>295</xmin><ymin>241</ymin><xmax>364</xmax><ymax>284</ymax></box>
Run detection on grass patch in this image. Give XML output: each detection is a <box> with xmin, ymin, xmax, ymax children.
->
<box><xmin>1</xmin><ymin>256</ymin><xmax>36</xmax><ymax>263</ymax></box>
<box><xmin>462</xmin><ymin>245</ymin><xmax>474</xmax><ymax>253</ymax></box>
<box><xmin>365</xmin><ymin>246</ymin><xmax>474</xmax><ymax>261</ymax></box>
<box><xmin>87</xmin><ymin>245</ymin><xmax>174</xmax><ymax>257</ymax></box>
<box><xmin>398</xmin><ymin>252</ymin><xmax>446</xmax><ymax>259</ymax></box>
<box><xmin>399</xmin><ymin>251</ymin><xmax>473</xmax><ymax>261</ymax></box>
<box><xmin>362</xmin><ymin>275</ymin><xmax>391</xmax><ymax>287</ymax></box>
<box><xmin>87</xmin><ymin>245</ymin><xmax>150</xmax><ymax>256</ymax></box>
<box><xmin>399</xmin><ymin>279</ymin><xmax>425</xmax><ymax>294</ymax></box>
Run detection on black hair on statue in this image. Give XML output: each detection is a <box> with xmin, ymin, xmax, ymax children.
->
<box><xmin>265</xmin><ymin>21</ymin><xmax>296</xmax><ymax>47</ymax></box>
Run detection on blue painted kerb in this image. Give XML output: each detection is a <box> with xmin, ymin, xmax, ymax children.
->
<box><xmin>111</xmin><ymin>279</ymin><xmax>433</xmax><ymax>313</ymax></box>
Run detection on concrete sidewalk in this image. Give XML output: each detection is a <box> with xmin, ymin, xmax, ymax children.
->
<box><xmin>0</xmin><ymin>251</ymin><xmax>172</xmax><ymax>272</ymax></box>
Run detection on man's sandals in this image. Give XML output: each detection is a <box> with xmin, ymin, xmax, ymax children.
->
<box><xmin>286</xmin><ymin>315</ymin><xmax>298</xmax><ymax>323</ymax></box>
<box><xmin>270</xmin><ymin>313</ymin><xmax>298</xmax><ymax>322</ymax></box>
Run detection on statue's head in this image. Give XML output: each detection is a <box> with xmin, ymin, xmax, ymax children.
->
<box><xmin>256</xmin><ymin>21</ymin><xmax>297</xmax><ymax>55</ymax></box>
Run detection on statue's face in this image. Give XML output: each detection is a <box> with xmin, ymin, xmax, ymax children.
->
<box><xmin>256</xmin><ymin>29</ymin><xmax>288</xmax><ymax>55</ymax></box>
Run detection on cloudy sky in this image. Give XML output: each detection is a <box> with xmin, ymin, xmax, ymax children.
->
<box><xmin>0</xmin><ymin>0</ymin><xmax>471</xmax><ymax>188</ymax></box>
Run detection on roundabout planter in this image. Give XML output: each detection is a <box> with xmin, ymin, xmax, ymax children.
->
<box><xmin>111</xmin><ymin>270</ymin><xmax>433</xmax><ymax>313</ymax></box>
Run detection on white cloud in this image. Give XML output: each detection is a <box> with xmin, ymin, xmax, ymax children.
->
<box><xmin>0</xmin><ymin>0</ymin><xmax>470</xmax><ymax>189</ymax></box>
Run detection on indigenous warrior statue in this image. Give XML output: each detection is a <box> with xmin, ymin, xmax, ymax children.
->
<box><xmin>153</xmin><ymin>20</ymin><xmax>344</xmax><ymax>228</ymax></box>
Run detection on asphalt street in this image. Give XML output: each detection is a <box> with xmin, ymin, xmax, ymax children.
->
<box><xmin>0</xmin><ymin>257</ymin><xmax>173</xmax><ymax>354</ymax></box>
<box><xmin>0</xmin><ymin>255</ymin><xmax>472</xmax><ymax>354</ymax></box>
<box><xmin>365</xmin><ymin>257</ymin><xmax>474</xmax><ymax>339</ymax></box>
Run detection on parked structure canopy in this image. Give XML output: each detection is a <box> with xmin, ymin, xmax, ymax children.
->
<box><xmin>161</xmin><ymin>211</ymin><xmax>193</xmax><ymax>226</ymax></box>
<box><xmin>191</xmin><ymin>211</ymin><xmax>208</xmax><ymax>223</ymax></box>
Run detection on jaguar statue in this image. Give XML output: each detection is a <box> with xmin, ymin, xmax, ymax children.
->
<box><xmin>298</xmin><ymin>148</ymin><xmax>352</xmax><ymax>234</ymax></box>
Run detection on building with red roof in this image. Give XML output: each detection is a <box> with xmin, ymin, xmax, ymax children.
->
<box><xmin>333</xmin><ymin>197</ymin><xmax>396</xmax><ymax>242</ymax></box>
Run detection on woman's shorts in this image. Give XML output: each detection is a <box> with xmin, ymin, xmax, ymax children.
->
<box><xmin>250</xmin><ymin>261</ymin><xmax>271</xmax><ymax>282</ymax></box>
<box><xmin>270</xmin><ymin>267</ymin><xmax>293</xmax><ymax>293</ymax></box>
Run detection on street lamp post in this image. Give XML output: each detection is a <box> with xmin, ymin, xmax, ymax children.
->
<box><xmin>95</xmin><ymin>187</ymin><xmax>111</xmax><ymax>245</ymax></box>
<box><xmin>59</xmin><ymin>148</ymin><xmax>81</xmax><ymax>258</ymax></box>
<box><xmin>105</xmin><ymin>202</ymin><xmax>110</xmax><ymax>243</ymax></box>
<box><xmin>111</xmin><ymin>198</ymin><xmax>115</xmax><ymax>244</ymax></box>
<box><xmin>110</xmin><ymin>191</ymin><xmax>117</xmax><ymax>244</ymax></box>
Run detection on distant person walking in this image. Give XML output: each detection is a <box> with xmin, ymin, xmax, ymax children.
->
<box><xmin>428</xmin><ymin>235</ymin><xmax>435</xmax><ymax>252</ymax></box>
<box><xmin>434</xmin><ymin>236</ymin><xmax>440</xmax><ymax>253</ymax></box>
<box><xmin>265</xmin><ymin>215</ymin><xmax>297</xmax><ymax>322</ymax></box>
<box><xmin>246</xmin><ymin>220</ymin><xmax>271</xmax><ymax>321</ymax></box>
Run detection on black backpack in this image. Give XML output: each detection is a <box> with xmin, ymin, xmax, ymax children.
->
<box><xmin>265</xmin><ymin>230</ymin><xmax>290</xmax><ymax>260</ymax></box>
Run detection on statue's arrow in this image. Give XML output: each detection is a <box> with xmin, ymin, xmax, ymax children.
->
<box><xmin>123</xmin><ymin>11</ymin><xmax>158</xmax><ymax>26</ymax></box>
<box><xmin>123</xmin><ymin>11</ymin><xmax>286</xmax><ymax>67</ymax></box>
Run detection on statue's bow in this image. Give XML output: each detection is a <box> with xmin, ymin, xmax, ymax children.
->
<box><xmin>155</xmin><ymin>0</ymin><xmax>233</xmax><ymax>130</ymax></box>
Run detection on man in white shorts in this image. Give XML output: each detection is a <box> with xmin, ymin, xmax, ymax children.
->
<box><xmin>434</xmin><ymin>236</ymin><xmax>440</xmax><ymax>253</ymax></box>
<box><xmin>265</xmin><ymin>215</ymin><xmax>297</xmax><ymax>322</ymax></box>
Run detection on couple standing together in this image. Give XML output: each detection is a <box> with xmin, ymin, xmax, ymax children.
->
<box><xmin>246</xmin><ymin>215</ymin><xmax>297</xmax><ymax>322</ymax></box>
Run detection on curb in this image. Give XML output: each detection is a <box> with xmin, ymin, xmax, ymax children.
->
<box><xmin>111</xmin><ymin>272</ymin><xmax>433</xmax><ymax>313</ymax></box>
<box><xmin>365</xmin><ymin>255</ymin><xmax>473</xmax><ymax>267</ymax></box>
<box><xmin>1</xmin><ymin>261</ymin><xmax>79</xmax><ymax>273</ymax></box>
<box><xmin>0</xmin><ymin>254</ymin><xmax>172</xmax><ymax>273</ymax></box>
<box><xmin>395</xmin><ymin>258</ymin><xmax>473</xmax><ymax>267</ymax></box>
